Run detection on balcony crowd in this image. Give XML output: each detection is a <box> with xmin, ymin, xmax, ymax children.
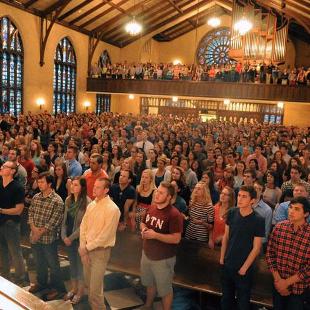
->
<box><xmin>90</xmin><ymin>61</ymin><xmax>310</xmax><ymax>86</ymax></box>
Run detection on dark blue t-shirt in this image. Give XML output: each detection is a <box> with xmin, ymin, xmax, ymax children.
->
<box><xmin>0</xmin><ymin>178</ymin><xmax>25</xmax><ymax>224</ymax></box>
<box><xmin>224</xmin><ymin>207</ymin><xmax>265</xmax><ymax>270</ymax></box>
<box><xmin>110</xmin><ymin>184</ymin><xmax>136</xmax><ymax>221</ymax></box>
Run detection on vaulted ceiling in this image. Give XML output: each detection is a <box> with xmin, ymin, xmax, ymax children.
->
<box><xmin>2</xmin><ymin>0</ymin><xmax>310</xmax><ymax>47</ymax></box>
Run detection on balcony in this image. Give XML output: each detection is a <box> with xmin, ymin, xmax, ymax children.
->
<box><xmin>87</xmin><ymin>78</ymin><xmax>310</xmax><ymax>103</ymax></box>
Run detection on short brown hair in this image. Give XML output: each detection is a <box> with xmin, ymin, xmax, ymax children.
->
<box><xmin>97</xmin><ymin>177</ymin><xmax>111</xmax><ymax>189</ymax></box>
<box><xmin>159</xmin><ymin>181</ymin><xmax>175</xmax><ymax>197</ymax></box>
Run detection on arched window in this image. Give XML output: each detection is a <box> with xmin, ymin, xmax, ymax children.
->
<box><xmin>197</xmin><ymin>28</ymin><xmax>234</xmax><ymax>65</ymax></box>
<box><xmin>0</xmin><ymin>16</ymin><xmax>23</xmax><ymax>115</ymax></box>
<box><xmin>53</xmin><ymin>37</ymin><xmax>76</xmax><ymax>114</ymax></box>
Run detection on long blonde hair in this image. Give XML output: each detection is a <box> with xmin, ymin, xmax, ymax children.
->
<box><xmin>137</xmin><ymin>169</ymin><xmax>156</xmax><ymax>196</ymax></box>
<box><xmin>191</xmin><ymin>181</ymin><xmax>212</xmax><ymax>205</ymax></box>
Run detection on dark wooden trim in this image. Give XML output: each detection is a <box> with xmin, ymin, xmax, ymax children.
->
<box><xmin>104</xmin><ymin>0</ymin><xmax>196</xmax><ymax>44</ymax></box>
<box><xmin>121</xmin><ymin>0</ymin><xmax>213</xmax><ymax>46</ymax></box>
<box><xmin>91</xmin><ymin>0</ymin><xmax>153</xmax><ymax>33</ymax></box>
<box><xmin>79</xmin><ymin>0</ymin><xmax>129</xmax><ymax>29</ymax></box>
<box><xmin>69</xmin><ymin>1</ymin><xmax>111</xmax><ymax>25</ymax></box>
<box><xmin>40</xmin><ymin>1</ymin><xmax>71</xmax><ymax>66</ymax></box>
<box><xmin>24</xmin><ymin>0</ymin><xmax>39</xmax><ymax>9</ymax></box>
<box><xmin>87</xmin><ymin>78</ymin><xmax>310</xmax><ymax>103</ymax></box>
<box><xmin>58</xmin><ymin>0</ymin><xmax>94</xmax><ymax>21</ymax></box>
<box><xmin>101</xmin><ymin>1</ymin><xmax>178</xmax><ymax>42</ymax></box>
<box><xmin>42</xmin><ymin>0</ymin><xmax>71</xmax><ymax>16</ymax></box>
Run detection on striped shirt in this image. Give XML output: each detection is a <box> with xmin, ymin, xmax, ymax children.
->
<box><xmin>185</xmin><ymin>200</ymin><xmax>214</xmax><ymax>242</ymax></box>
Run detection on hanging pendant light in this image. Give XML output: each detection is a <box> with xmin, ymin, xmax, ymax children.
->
<box><xmin>207</xmin><ymin>17</ymin><xmax>221</xmax><ymax>28</ymax></box>
<box><xmin>125</xmin><ymin>16</ymin><xmax>142</xmax><ymax>36</ymax></box>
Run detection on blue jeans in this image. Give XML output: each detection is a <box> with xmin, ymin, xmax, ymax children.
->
<box><xmin>220</xmin><ymin>265</ymin><xmax>253</xmax><ymax>310</ymax></box>
<box><xmin>66</xmin><ymin>239</ymin><xmax>83</xmax><ymax>280</ymax></box>
<box><xmin>31</xmin><ymin>241</ymin><xmax>66</xmax><ymax>292</ymax></box>
<box><xmin>0</xmin><ymin>220</ymin><xmax>25</xmax><ymax>280</ymax></box>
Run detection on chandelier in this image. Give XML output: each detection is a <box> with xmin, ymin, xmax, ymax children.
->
<box><xmin>125</xmin><ymin>17</ymin><xmax>142</xmax><ymax>36</ymax></box>
<box><xmin>207</xmin><ymin>17</ymin><xmax>221</xmax><ymax>28</ymax></box>
<box><xmin>233</xmin><ymin>17</ymin><xmax>253</xmax><ymax>35</ymax></box>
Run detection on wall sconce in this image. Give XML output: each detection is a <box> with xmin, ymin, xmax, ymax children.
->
<box><xmin>83</xmin><ymin>100</ymin><xmax>91</xmax><ymax>111</ymax></box>
<box><xmin>224</xmin><ymin>99</ymin><xmax>230</xmax><ymax>105</ymax></box>
<box><xmin>277</xmin><ymin>101</ymin><xmax>284</xmax><ymax>109</ymax></box>
<box><xmin>36</xmin><ymin>98</ymin><xmax>45</xmax><ymax>110</ymax></box>
<box><xmin>172</xmin><ymin>96</ymin><xmax>178</xmax><ymax>102</ymax></box>
<box><xmin>173</xmin><ymin>59</ymin><xmax>182</xmax><ymax>65</ymax></box>
<box><xmin>129</xmin><ymin>94</ymin><xmax>135</xmax><ymax>100</ymax></box>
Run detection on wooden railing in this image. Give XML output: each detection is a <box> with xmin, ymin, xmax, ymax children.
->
<box><xmin>87</xmin><ymin>78</ymin><xmax>310</xmax><ymax>103</ymax></box>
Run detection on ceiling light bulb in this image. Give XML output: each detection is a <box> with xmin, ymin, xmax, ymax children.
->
<box><xmin>234</xmin><ymin>17</ymin><xmax>253</xmax><ymax>35</ymax></box>
<box><xmin>125</xmin><ymin>17</ymin><xmax>142</xmax><ymax>36</ymax></box>
<box><xmin>207</xmin><ymin>17</ymin><xmax>221</xmax><ymax>28</ymax></box>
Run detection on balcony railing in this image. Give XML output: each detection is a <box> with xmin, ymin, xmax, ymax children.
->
<box><xmin>87</xmin><ymin>78</ymin><xmax>310</xmax><ymax>103</ymax></box>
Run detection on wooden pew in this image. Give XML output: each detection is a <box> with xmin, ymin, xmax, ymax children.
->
<box><xmin>109</xmin><ymin>231</ymin><xmax>273</xmax><ymax>308</ymax></box>
<box><xmin>0</xmin><ymin>276</ymin><xmax>53</xmax><ymax>310</ymax></box>
<box><xmin>21</xmin><ymin>231</ymin><xmax>273</xmax><ymax>308</ymax></box>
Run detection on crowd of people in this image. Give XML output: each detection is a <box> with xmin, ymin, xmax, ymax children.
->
<box><xmin>0</xmin><ymin>111</ymin><xmax>309</xmax><ymax>310</ymax></box>
<box><xmin>90</xmin><ymin>61</ymin><xmax>310</xmax><ymax>86</ymax></box>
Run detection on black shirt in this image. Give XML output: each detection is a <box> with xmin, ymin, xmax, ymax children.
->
<box><xmin>0</xmin><ymin>178</ymin><xmax>25</xmax><ymax>224</ymax></box>
<box><xmin>110</xmin><ymin>184</ymin><xmax>136</xmax><ymax>221</ymax></box>
<box><xmin>224</xmin><ymin>207</ymin><xmax>265</xmax><ymax>270</ymax></box>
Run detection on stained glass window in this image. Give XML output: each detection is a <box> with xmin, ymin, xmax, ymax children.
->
<box><xmin>197</xmin><ymin>28</ymin><xmax>234</xmax><ymax>65</ymax></box>
<box><xmin>0</xmin><ymin>17</ymin><xmax>23</xmax><ymax>115</ymax></box>
<box><xmin>96</xmin><ymin>94</ymin><xmax>111</xmax><ymax>114</ymax></box>
<box><xmin>53</xmin><ymin>37</ymin><xmax>76</xmax><ymax>114</ymax></box>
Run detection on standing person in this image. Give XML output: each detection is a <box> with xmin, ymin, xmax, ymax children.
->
<box><xmin>220</xmin><ymin>185</ymin><xmax>265</xmax><ymax>310</ymax></box>
<box><xmin>133</xmin><ymin>169</ymin><xmax>156</xmax><ymax>230</ymax></box>
<box><xmin>140</xmin><ymin>181</ymin><xmax>183</xmax><ymax>310</ymax></box>
<box><xmin>84</xmin><ymin>153</ymin><xmax>108</xmax><ymax>200</ymax></box>
<box><xmin>0</xmin><ymin>161</ymin><xmax>26</xmax><ymax>284</ymax></box>
<box><xmin>210</xmin><ymin>186</ymin><xmax>235</xmax><ymax>248</ymax></box>
<box><xmin>66</xmin><ymin>146</ymin><xmax>82</xmax><ymax>178</ymax></box>
<box><xmin>28</xmin><ymin>172</ymin><xmax>66</xmax><ymax>300</ymax></box>
<box><xmin>266</xmin><ymin>197</ymin><xmax>310</xmax><ymax>310</ymax></box>
<box><xmin>61</xmin><ymin>177</ymin><xmax>91</xmax><ymax>304</ymax></box>
<box><xmin>79</xmin><ymin>178</ymin><xmax>120</xmax><ymax>310</ymax></box>
<box><xmin>185</xmin><ymin>182</ymin><xmax>214</xmax><ymax>245</ymax></box>
<box><xmin>110</xmin><ymin>169</ymin><xmax>136</xmax><ymax>231</ymax></box>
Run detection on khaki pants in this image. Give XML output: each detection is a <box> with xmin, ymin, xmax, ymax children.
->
<box><xmin>84</xmin><ymin>247</ymin><xmax>111</xmax><ymax>310</ymax></box>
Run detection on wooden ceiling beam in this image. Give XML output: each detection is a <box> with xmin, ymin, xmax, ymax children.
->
<box><xmin>102</xmin><ymin>0</ymin><xmax>194</xmax><ymax>41</ymax></box>
<box><xmin>24</xmin><ymin>0</ymin><xmax>39</xmax><ymax>8</ymax></box>
<box><xmin>79</xmin><ymin>0</ymin><xmax>131</xmax><ymax>28</ymax></box>
<box><xmin>117</xmin><ymin>0</ymin><xmax>212</xmax><ymax>45</ymax></box>
<box><xmin>58</xmin><ymin>0</ymin><xmax>93</xmax><ymax>21</ymax></box>
<box><xmin>69</xmin><ymin>1</ymin><xmax>110</xmax><ymax>25</ymax></box>
<box><xmin>165</xmin><ymin>0</ymin><xmax>196</xmax><ymax>28</ymax></box>
<box><xmin>102</xmin><ymin>4</ymin><xmax>177</xmax><ymax>40</ymax></box>
<box><xmin>91</xmin><ymin>0</ymin><xmax>153</xmax><ymax>33</ymax></box>
<box><xmin>42</xmin><ymin>0</ymin><xmax>72</xmax><ymax>16</ymax></box>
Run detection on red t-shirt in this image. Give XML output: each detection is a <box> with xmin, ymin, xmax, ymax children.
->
<box><xmin>142</xmin><ymin>204</ymin><xmax>183</xmax><ymax>260</ymax></box>
<box><xmin>213</xmin><ymin>203</ymin><xmax>226</xmax><ymax>243</ymax></box>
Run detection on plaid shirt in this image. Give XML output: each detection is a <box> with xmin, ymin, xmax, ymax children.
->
<box><xmin>281</xmin><ymin>179</ymin><xmax>310</xmax><ymax>195</ymax></box>
<box><xmin>266</xmin><ymin>220</ymin><xmax>310</xmax><ymax>295</ymax></box>
<box><xmin>28</xmin><ymin>190</ymin><xmax>64</xmax><ymax>244</ymax></box>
